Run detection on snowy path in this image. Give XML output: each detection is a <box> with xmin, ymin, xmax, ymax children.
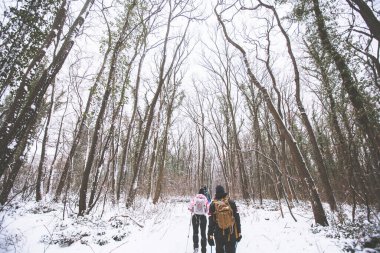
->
<box><xmin>1</xmin><ymin>200</ymin><xmax>344</xmax><ymax>253</ymax></box>
<box><xmin>109</xmin><ymin>201</ymin><xmax>342</xmax><ymax>253</ymax></box>
<box><xmin>110</xmin><ymin>202</ymin><xmax>194</xmax><ymax>253</ymax></box>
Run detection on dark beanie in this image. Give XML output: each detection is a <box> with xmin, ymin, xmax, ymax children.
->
<box><xmin>199</xmin><ymin>188</ymin><xmax>205</xmax><ymax>195</ymax></box>
<box><xmin>215</xmin><ymin>185</ymin><xmax>227</xmax><ymax>199</ymax></box>
<box><xmin>215</xmin><ymin>185</ymin><xmax>225</xmax><ymax>195</ymax></box>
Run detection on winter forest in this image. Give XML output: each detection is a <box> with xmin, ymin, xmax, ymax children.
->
<box><xmin>0</xmin><ymin>0</ymin><xmax>379</xmax><ymax>252</ymax></box>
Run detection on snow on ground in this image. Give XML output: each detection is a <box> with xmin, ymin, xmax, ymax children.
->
<box><xmin>0</xmin><ymin>198</ymin><xmax>379</xmax><ymax>253</ymax></box>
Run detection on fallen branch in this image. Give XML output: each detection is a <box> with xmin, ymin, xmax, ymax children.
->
<box><xmin>110</xmin><ymin>215</ymin><xmax>144</xmax><ymax>228</ymax></box>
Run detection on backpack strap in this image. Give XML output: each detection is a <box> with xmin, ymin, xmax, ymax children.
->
<box><xmin>234</xmin><ymin>222</ymin><xmax>238</xmax><ymax>239</ymax></box>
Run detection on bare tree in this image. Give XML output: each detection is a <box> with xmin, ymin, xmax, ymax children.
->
<box><xmin>345</xmin><ymin>0</ymin><xmax>380</xmax><ymax>42</ymax></box>
<box><xmin>35</xmin><ymin>81</ymin><xmax>56</xmax><ymax>201</ymax></box>
<box><xmin>0</xmin><ymin>0</ymin><xmax>95</xmax><ymax>204</ymax></box>
<box><xmin>214</xmin><ymin>3</ymin><xmax>328</xmax><ymax>225</ymax></box>
<box><xmin>311</xmin><ymin>0</ymin><xmax>380</xmax><ymax>175</ymax></box>
<box><xmin>78</xmin><ymin>0</ymin><xmax>141</xmax><ymax>215</ymax></box>
<box><xmin>125</xmin><ymin>0</ymin><xmax>197</xmax><ymax>208</ymax></box>
<box><xmin>242</xmin><ymin>0</ymin><xmax>337</xmax><ymax>211</ymax></box>
<box><xmin>54</xmin><ymin>1</ymin><xmax>112</xmax><ymax>201</ymax></box>
<box><xmin>153</xmin><ymin>75</ymin><xmax>183</xmax><ymax>203</ymax></box>
<box><xmin>200</xmin><ymin>34</ymin><xmax>251</xmax><ymax>200</ymax></box>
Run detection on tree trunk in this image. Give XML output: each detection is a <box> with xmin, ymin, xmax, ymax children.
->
<box><xmin>46</xmin><ymin>86</ymin><xmax>69</xmax><ymax>194</ymax></box>
<box><xmin>253</xmin><ymin>106</ymin><xmax>263</xmax><ymax>205</ymax></box>
<box><xmin>78</xmin><ymin>0</ymin><xmax>138</xmax><ymax>214</ymax></box>
<box><xmin>126</xmin><ymin>9</ymin><xmax>191</xmax><ymax>208</ymax></box>
<box><xmin>0</xmin><ymin>35</ymin><xmax>84</xmax><ymax>204</ymax></box>
<box><xmin>254</xmin><ymin>1</ymin><xmax>337</xmax><ymax>211</ymax></box>
<box><xmin>0</xmin><ymin>130</ymin><xmax>29</xmax><ymax>205</ymax></box>
<box><xmin>0</xmin><ymin>0</ymin><xmax>93</xmax><ymax>180</ymax></box>
<box><xmin>215</xmin><ymin>6</ymin><xmax>328</xmax><ymax>225</ymax></box>
<box><xmin>345</xmin><ymin>0</ymin><xmax>380</xmax><ymax>42</ymax></box>
<box><xmin>36</xmin><ymin>81</ymin><xmax>56</xmax><ymax>201</ymax></box>
<box><xmin>116</xmin><ymin>44</ymin><xmax>146</xmax><ymax>202</ymax></box>
<box><xmin>0</xmin><ymin>0</ymin><xmax>67</xmax><ymax>159</ymax></box>
<box><xmin>78</xmin><ymin>83</ymin><xmax>112</xmax><ymax>215</ymax></box>
<box><xmin>153</xmin><ymin>82</ymin><xmax>177</xmax><ymax>204</ymax></box>
<box><xmin>226</xmin><ymin>85</ymin><xmax>250</xmax><ymax>200</ymax></box>
<box><xmin>88</xmin><ymin>128</ymin><xmax>113</xmax><ymax>209</ymax></box>
<box><xmin>54</xmin><ymin>5</ymin><xmax>112</xmax><ymax>201</ymax></box>
<box><xmin>312</xmin><ymin>0</ymin><xmax>380</xmax><ymax>173</ymax></box>
<box><xmin>146</xmin><ymin>129</ymin><xmax>159</xmax><ymax>199</ymax></box>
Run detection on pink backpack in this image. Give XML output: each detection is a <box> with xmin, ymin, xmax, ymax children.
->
<box><xmin>193</xmin><ymin>194</ymin><xmax>207</xmax><ymax>215</ymax></box>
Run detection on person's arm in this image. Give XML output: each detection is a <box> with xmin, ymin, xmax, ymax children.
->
<box><xmin>207</xmin><ymin>202</ymin><xmax>216</xmax><ymax>246</ymax></box>
<box><xmin>208</xmin><ymin>202</ymin><xmax>216</xmax><ymax>234</ymax></box>
<box><xmin>188</xmin><ymin>197</ymin><xmax>194</xmax><ymax>213</ymax></box>
<box><xmin>231</xmin><ymin>200</ymin><xmax>241</xmax><ymax>234</ymax></box>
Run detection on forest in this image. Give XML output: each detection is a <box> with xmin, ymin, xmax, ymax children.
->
<box><xmin>0</xmin><ymin>0</ymin><xmax>379</xmax><ymax>242</ymax></box>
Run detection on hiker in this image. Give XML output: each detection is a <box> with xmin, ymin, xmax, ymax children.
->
<box><xmin>189</xmin><ymin>187</ymin><xmax>210</xmax><ymax>253</ymax></box>
<box><xmin>207</xmin><ymin>185</ymin><xmax>242</xmax><ymax>253</ymax></box>
<box><xmin>201</xmin><ymin>185</ymin><xmax>212</xmax><ymax>203</ymax></box>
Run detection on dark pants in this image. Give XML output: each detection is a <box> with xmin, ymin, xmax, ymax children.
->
<box><xmin>192</xmin><ymin>214</ymin><xmax>207</xmax><ymax>253</ymax></box>
<box><xmin>215</xmin><ymin>229</ymin><xmax>237</xmax><ymax>253</ymax></box>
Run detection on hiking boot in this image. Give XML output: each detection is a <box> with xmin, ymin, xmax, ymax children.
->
<box><xmin>193</xmin><ymin>248</ymin><xmax>199</xmax><ymax>253</ymax></box>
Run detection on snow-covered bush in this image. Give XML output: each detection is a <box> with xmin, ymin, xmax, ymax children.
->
<box><xmin>0</xmin><ymin>216</ymin><xmax>24</xmax><ymax>252</ymax></box>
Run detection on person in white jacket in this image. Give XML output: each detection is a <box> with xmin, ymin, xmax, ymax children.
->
<box><xmin>188</xmin><ymin>188</ymin><xmax>210</xmax><ymax>253</ymax></box>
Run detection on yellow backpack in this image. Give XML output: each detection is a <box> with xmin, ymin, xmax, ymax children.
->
<box><xmin>214</xmin><ymin>198</ymin><xmax>235</xmax><ymax>230</ymax></box>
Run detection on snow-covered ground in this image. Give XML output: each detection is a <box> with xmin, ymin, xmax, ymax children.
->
<box><xmin>0</xmin><ymin>198</ymin><xmax>379</xmax><ymax>253</ymax></box>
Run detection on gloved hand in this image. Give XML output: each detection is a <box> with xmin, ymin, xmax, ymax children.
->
<box><xmin>208</xmin><ymin>235</ymin><xmax>215</xmax><ymax>246</ymax></box>
<box><xmin>237</xmin><ymin>233</ymin><xmax>242</xmax><ymax>242</ymax></box>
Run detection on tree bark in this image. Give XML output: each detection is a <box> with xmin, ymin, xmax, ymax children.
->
<box><xmin>152</xmin><ymin>85</ymin><xmax>177</xmax><ymax>204</ymax></box>
<box><xmin>46</xmin><ymin>86</ymin><xmax>69</xmax><ymax>194</ymax></box>
<box><xmin>36</xmin><ymin>81</ymin><xmax>56</xmax><ymax>201</ymax></box>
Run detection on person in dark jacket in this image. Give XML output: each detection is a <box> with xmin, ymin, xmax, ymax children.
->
<box><xmin>202</xmin><ymin>185</ymin><xmax>212</xmax><ymax>203</ymax></box>
<box><xmin>207</xmin><ymin>185</ymin><xmax>242</xmax><ymax>253</ymax></box>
